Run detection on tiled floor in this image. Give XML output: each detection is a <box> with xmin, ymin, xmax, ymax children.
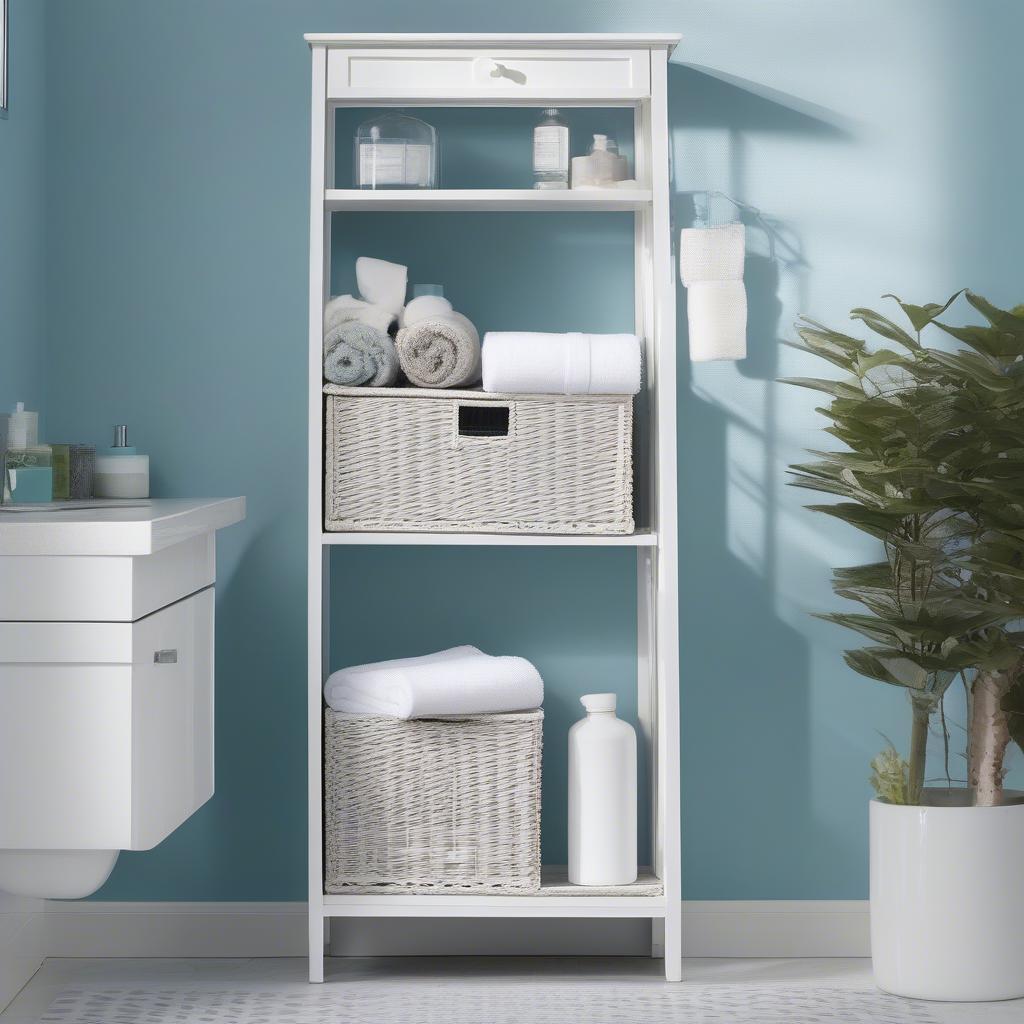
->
<box><xmin>2</xmin><ymin>958</ymin><xmax>1022</xmax><ymax>1023</ymax></box>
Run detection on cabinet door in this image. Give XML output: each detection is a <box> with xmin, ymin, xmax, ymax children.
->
<box><xmin>0</xmin><ymin>589</ymin><xmax>214</xmax><ymax>850</ymax></box>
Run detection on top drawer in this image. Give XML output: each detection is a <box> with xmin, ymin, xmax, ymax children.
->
<box><xmin>326</xmin><ymin>49</ymin><xmax>651</xmax><ymax>101</ymax></box>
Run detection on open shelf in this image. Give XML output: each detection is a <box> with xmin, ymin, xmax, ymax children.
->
<box><xmin>325</xmin><ymin>188</ymin><xmax>653</xmax><ymax>212</ymax></box>
<box><xmin>321</xmin><ymin>869</ymin><xmax>665</xmax><ymax>919</ymax></box>
<box><xmin>321</xmin><ymin>530</ymin><xmax>657</xmax><ymax>547</ymax></box>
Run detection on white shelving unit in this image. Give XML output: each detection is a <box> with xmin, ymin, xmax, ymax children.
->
<box><xmin>306</xmin><ymin>33</ymin><xmax>681</xmax><ymax>982</ymax></box>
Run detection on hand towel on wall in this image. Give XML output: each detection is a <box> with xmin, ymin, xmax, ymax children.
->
<box><xmin>481</xmin><ymin>332</ymin><xmax>641</xmax><ymax>395</ymax></box>
<box><xmin>396</xmin><ymin>312</ymin><xmax>482</xmax><ymax>389</ymax></box>
<box><xmin>679</xmin><ymin>222</ymin><xmax>747</xmax><ymax>361</ymax></box>
<box><xmin>323</xmin><ymin>645</ymin><xmax>544</xmax><ymax>719</ymax></box>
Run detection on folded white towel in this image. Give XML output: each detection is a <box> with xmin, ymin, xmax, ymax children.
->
<box><xmin>687</xmin><ymin>280</ymin><xmax>747</xmax><ymax>361</ymax></box>
<box><xmin>679</xmin><ymin>223</ymin><xmax>745</xmax><ymax>286</ymax></box>
<box><xmin>356</xmin><ymin>257</ymin><xmax>408</xmax><ymax>317</ymax></box>
<box><xmin>481</xmin><ymin>332</ymin><xmax>641</xmax><ymax>395</ymax></box>
<box><xmin>323</xmin><ymin>646</ymin><xmax>544</xmax><ymax>719</ymax></box>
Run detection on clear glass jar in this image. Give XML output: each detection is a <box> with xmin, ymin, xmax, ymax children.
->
<box><xmin>354</xmin><ymin>111</ymin><xmax>438</xmax><ymax>189</ymax></box>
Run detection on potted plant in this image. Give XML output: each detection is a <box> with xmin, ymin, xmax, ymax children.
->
<box><xmin>786</xmin><ymin>291</ymin><xmax>1024</xmax><ymax>1001</ymax></box>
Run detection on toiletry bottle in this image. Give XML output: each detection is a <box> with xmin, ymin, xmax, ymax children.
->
<box><xmin>94</xmin><ymin>425</ymin><xmax>149</xmax><ymax>499</ymax></box>
<box><xmin>533</xmin><ymin>108</ymin><xmax>569</xmax><ymax>190</ymax></box>
<box><xmin>568</xmin><ymin>693</ymin><xmax>638</xmax><ymax>886</ymax></box>
<box><xmin>587</xmin><ymin>134</ymin><xmax>620</xmax><ymax>185</ymax></box>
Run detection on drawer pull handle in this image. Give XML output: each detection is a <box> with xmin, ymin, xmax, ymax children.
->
<box><xmin>154</xmin><ymin>649</ymin><xmax>178</xmax><ymax>665</ymax></box>
<box><xmin>476</xmin><ymin>58</ymin><xmax>527</xmax><ymax>85</ymax></box>
<box><xmin>458</xmin><ymin>404</ymin><xmax>510</xmax><ymax>438</ymax></box>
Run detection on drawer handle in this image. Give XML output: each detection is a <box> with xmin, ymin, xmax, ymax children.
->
<box><xmin>475</xmin><ymin>57</ymin><xmax>527</xmax><ymax>85</ymax></box>
<box><xmin>154</xmin><ymin>649</ymin><xmax>178</xmax><ymax>665</ymax></box>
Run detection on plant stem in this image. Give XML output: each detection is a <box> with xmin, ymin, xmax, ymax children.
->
<box><xmin>969</xmin><ymin>668</ymin><xmax>1013</xmax><ymax>807</ymax></box>
<box><xmin>908</xmin><ymin>697</ymin><xmax>931</xmax><ymax>805</ymax></box>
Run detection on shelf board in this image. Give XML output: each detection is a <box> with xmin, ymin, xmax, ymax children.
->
<box><xmin>320</xmin><ymin>870</ymin><xmax>664</xmax><ymax>919</ymax></box>
<box><xmin>322</xmin><ymin>530</ymin><xmax>657</xmax><ymax>547</ymax></box>
<box><xmin>325</xmin><ymin>188</ymin><xmax>653</xmax><ymax>212</ymax></box>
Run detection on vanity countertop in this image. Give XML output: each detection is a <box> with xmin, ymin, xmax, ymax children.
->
<box><xmin>0</xmin><ymin>497</ymin><xmax>246</xmax><ymax>556</ymax></box>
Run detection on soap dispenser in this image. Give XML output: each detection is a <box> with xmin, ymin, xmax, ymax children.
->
<box><xmin>94</xmin><ymin>425</ymin><xmax>150</xmax><ymax>499</ymax></box>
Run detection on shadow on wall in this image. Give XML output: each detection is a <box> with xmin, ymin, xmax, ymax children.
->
<box><xmin>667</xmin><ymin>64</ymin><xmax>859</xmax><ymax>897</ymax></box>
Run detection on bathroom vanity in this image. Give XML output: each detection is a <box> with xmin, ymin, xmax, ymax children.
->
<box><xmin>0</xmin><ymin>498</ymin><xmax>244</xmax><ymax>898</ymax></box>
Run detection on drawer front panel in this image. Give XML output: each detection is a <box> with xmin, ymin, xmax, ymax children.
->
<box><xmin>0</xmin><ymin>588</ymin><xmax>215</xmax><ymax>850</ymax></box>
<box><xmin>327</xmin><ymin>49</ymin><xmax>650</xmax><ymax>99</ymax></box>
<box><xmin>0</xmin><ymin>534</ymin><xmax>215</xmax><ymax>622</ymax></box>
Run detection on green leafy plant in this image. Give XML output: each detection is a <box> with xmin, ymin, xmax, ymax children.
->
<box><xmin>785</xmin><ymin>291</ymin><xmax>1024</xmax><ymax>805</ymax></box>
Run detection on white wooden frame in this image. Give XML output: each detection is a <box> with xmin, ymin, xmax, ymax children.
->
<box><xmin>306</xmin><ymin>33</ymin><xmax>680</xmax><ymax>983</ymax></box>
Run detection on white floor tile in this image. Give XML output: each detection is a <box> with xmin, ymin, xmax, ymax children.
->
<box><xmin>2</xmin><ymin>958</ymin><xmax>1022</xmax><ymax>1024</ymax></box>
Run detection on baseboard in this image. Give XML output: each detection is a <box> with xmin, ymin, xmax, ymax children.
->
<box><xmin>0</xmin><ymin>895</ymin><xmax>45</xmax><ymax>1012</ymax></box>
<box><xmin>681</xmin><ymin>901</ymin><xmax>869</xmax><ymax>958</ymax></box>
<box><xmin>44</xmin><ymin>900</ymin><xmax>870</xmax><ymax>959</ymax></box>
<box><xmin>44</xmin><ymin>902</ymin><xmax>308</xmax><ymax>958</ymax></box>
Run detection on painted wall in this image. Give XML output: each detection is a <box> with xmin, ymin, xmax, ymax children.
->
<box><xmin>0</xmin><ymin>0</ymin><xmax>46</xmax><ymax>414</ymax></box>
<box><xmin>39</xmin><ymin>0</ymin><xmax>1024</xmax><ymax>901</ymax></box>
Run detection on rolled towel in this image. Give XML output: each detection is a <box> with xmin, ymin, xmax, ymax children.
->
<box><xmin>323</xmin><ymin>645</ymin><xmax>544</xmax><ymax>719</ymax></box>
<box><xmin>324</xmin><ymin>294</ymin><xmax>396</xmax><ymax>336</ymax></box>
<box><xmin>679</xmin><ymin>223</ymin><xmax>747</xmax><ymax>360</ymax></box>
<box><xmin>400</xmin><ymin>293</ymin><xmax>454</xmax><ymax>328</ymax></box>
<box><xmin>481</xmin><ymin>332</ymin><xmax>641</xmax><ymax>395</ymax></box>
<box><xmin>396</xmin><ymin>312</ymin><xmax>481</xmax><ymax>389</ymax></box>
<box><xmin>356</xmin><ymin>256</ymin><xmax>407</xmax><ymax>317</ymax></box>
<box><xmin>324</xmin><ymin>321</ymin><xmax>399</xmax><ymax>386</ymax></box>
<box><xmin>686</xmin><ymin>280</ymin><xmax>747</xmax><ymax>362</ymax></box>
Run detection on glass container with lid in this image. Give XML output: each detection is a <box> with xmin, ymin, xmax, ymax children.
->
<box><xmin>354</xmin><ymin>111</ymin><xmax>438</xmax><ymax>190</ymax></box>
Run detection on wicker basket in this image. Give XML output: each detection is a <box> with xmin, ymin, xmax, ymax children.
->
<box><xmin>324</xmin><ymin>385</ymin><xmax>633</xmax><ymax>534</ymax></box>
<box><xmin>324</xmin><ymin>710</ymin><xmax>543</xmax><ymax>894</ymax></box>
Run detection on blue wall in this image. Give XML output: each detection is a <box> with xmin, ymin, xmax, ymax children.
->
<box><xmin>0</xmin><ymin>0</ymin><xmax>47</xmax><ymax>416</ymax></box>
<box><xmin>38</xmin><ymin>0</ymin><xmax>1024</xmax><ymax>900</ymax></box>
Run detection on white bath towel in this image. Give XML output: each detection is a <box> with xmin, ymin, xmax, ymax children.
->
<box><xmin>323</xmin><ymin>645</ymin><xmax>544</xmax><ymax>719</ymax></box>
<box><xmin>481</xmin><ymin>332</ymin><xmax>641</xmax><ymax>395</ymax></box>
<box><xmin>679</xmin><ymin>223</ymin><xmax>747</xmax><ymax>360</ymax></box>
<box><xmin>687</xmin><ymin>280</ymin><xmax>747</xmax><ymax>361</ymax></box>
<box><xmin>355</xmin><ymin>256</ymin><xmax>408</xmax><ymax>317</ymax></box>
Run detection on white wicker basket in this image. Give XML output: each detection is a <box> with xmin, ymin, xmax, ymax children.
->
<box><xmin>324</xmin><ymin>385</ymin><xmax>633</xmax><ymax>534</ymax></box>
<box><xmin>324</xmin><ymin>710</ymin><xmax>543</xmax><ymax>894</ymax></box>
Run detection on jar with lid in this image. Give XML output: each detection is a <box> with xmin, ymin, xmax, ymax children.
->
<box><xmin>354</xmin><ymin>111</ymin><xmax>438</xmax><ymax>190</ymax></box>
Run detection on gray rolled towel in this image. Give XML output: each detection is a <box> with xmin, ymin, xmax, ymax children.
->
<box><xmin>324</xmin><ymin>321</ymin><xmax>399</xmax><ymax>387</ymax></box>
<box><xmin>396</xmin><ymin>312</ymin><xmax>481</xmax><ymax>389</ymax></box>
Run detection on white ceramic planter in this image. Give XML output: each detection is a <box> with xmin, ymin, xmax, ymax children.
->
<box><xmin>870</xmin><ymin>794</ymin><xmax>1024</xmax><ymax>1001</ymax></box>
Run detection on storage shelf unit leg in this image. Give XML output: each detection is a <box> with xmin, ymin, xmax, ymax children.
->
<box><xmin>306</xmin><ymin>32</ymin><xmax>681</xmax><ymax>983</ymax></box>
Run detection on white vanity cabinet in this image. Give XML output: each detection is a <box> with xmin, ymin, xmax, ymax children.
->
<box><xmin>0</xmin><ymin>499</ymin><xmax>244</xmax><ymax>875</ymax></box>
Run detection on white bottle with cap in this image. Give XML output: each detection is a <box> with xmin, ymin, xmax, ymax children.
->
<box><xmin>568</xmin><ymin>692</ymin><xmax>638</xmax><ymax>886</ymax></box>
<box><xmin>94</xmin><ymin>425</ymin><xmax>150</xmax><ymax>499</ymax></box>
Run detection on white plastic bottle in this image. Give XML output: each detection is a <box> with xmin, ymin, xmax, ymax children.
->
<box><xmin>533</xmin><ymin>108</ymin><xmax>569</xmax><ymax>189</ymax></box>
<box><xmin>568</xmin><ymin>693</ymin><xmax>637</xmax><ymax>885</ymax></box>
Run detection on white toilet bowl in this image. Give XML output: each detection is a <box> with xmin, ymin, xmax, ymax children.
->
<box><xmin>0</xmin><ymin>850</ymin><xmax>119</xmax><ymax>899</ymax></box>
